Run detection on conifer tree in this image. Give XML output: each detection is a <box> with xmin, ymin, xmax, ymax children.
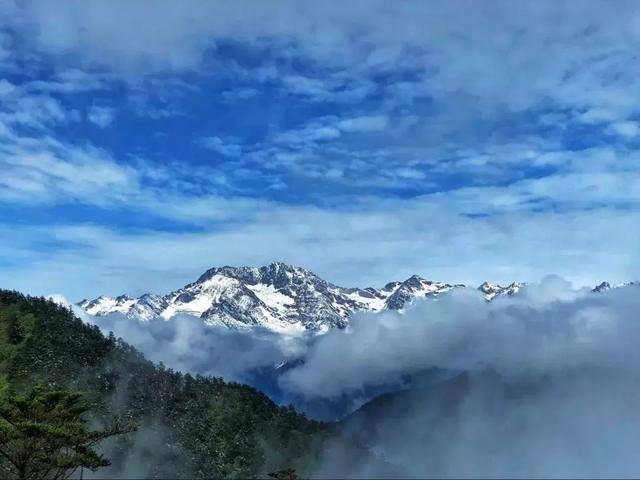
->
<box><xmin>0</xmin><ymin>385</ymin><xmax>136</xmax><ymax>480</ymax></box>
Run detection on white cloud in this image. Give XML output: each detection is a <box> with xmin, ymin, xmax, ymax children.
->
<box><xmin>0</xmin><ymin>94</ymin><xmax>70</xmax><ymax>129</ymax></box>
<box><xmin>287</xmin><ymin>281</ymin><xmax>640</xmax><ymax>477</ymax></box>
<box><xmin>46</xmin><ymin>274</ymin><xmax>640</xmax><ymax>477</ymax></box>
<box><xmin>578</xmin><ymin>107</ymin><xmax>620</xmax><ymax>125</ymax></box>
<box><xmin>1</xmin><ymin>0</ymin><xmax>639</xmax><ymax>307</ymax></box>
<box><xmin>280</xmin><ymin>74</ymin><xmax>375</xmax><ymax>103</ymax></box>
<box><xmin>87</xmin><ymin>105</ymin><xmax>115</xmax><ymax>127</ymax></box>
<box><xmin>0</xmin><ymin>79</ymin><xmax>16</xmax><ymax>97</ymax></box>
<box><xmin>281</xmin><ymin>75</ymin><xmax>329</xmax><ymax>98</ymax></box>
<box><xmin>200</xmin><ymin>136</ymin><xmax>243</xmax><ymax>157</ymax></box>
<box><xmin>268</xmin><ymin>114</ymin><xmax>389</xmax><ymax>156</ymax></box>
<box><xmin>26</xmin><ymin>69</ymin><xmax>110</xmax><ymax>94</ymax></box>
<box><xmin>0</xmin><ymin>197</ymin><xmax>638</xmax><ymax>301</ymax></box>
<box><xmin>338</xmin><ymin>115</ymin><xmax>388</xmax><ymax>132</ymax></box>
<box><xmin>274</xmin><ymin>123</ymin><xmax>341</xmax><ymax>144</ymax></box>
<box><xmin>281</xmin><ymin>278</ymin><xmax>640</xmax><ymax>397</ymax></box>
<box><xmin>0</xmin><ymin>130</ymin><xmax>138</xmax><ymax>205</ymax></box>
<box><xmin>4</xmin><ymin>0</ymin><xmax>638</xmax><ymax>122</ymax></box>
<box><xmin>85</xmin><ymin>312</ymin><xmax>301</xmax><ymax>383</ymax></box>
<box><xmin>607</xmin><ymin>120</ymin><xmax>640</xmax><ymax>139</ymax></box>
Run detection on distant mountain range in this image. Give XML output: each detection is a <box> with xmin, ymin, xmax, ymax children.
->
<box><xmin>79</xmin><ymin>262</ymin><xmax>636</xmax><ymax>333</ymax></box>
<box><xmin>78</xmin><ymin>262</ymin><xmax>524</xmax><ymax>332</ymax></box>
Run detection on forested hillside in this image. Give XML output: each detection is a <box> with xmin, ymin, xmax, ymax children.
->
<box><xmin>0</xmin><ymin>290</ymin><xmax>376</xmax><ymax>478</ymax></box>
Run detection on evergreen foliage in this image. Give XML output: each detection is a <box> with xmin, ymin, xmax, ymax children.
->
<box><xmin>0</xmin><ymin>385</ymin><xmax>135</xmax><ymax>479</ymax></box>
<box><xmin>0</xmin><ymin>290</ymin><xmax>369</xmax><ymax>478</ymax></box>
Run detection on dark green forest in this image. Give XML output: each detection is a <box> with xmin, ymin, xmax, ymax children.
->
<box><xmin>0</xmin><ymin>290</ymin><xmax>376</xmax><ymax>479</ymax></box>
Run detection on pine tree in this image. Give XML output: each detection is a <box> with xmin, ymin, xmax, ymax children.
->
<box><xmin>0</xmin><ymin>385</ymin><xmax>136</xmax><ymax>479</ymax></box>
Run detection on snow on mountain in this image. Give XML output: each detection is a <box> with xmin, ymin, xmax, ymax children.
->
<box><xmin>380</xmin><ymin>275</ymin><xmax>463</xmax><ymax>310</ymax></box>
<box><xmin>592</xmin><ymin>281</ymin><xmax>639</xmax><ymax>293</ymax></box>
<box><xmin>78</xmin><ymin>262</ymin><xmax>518</xmax><ymax>332</ymax></box>
<box><xmin>477</xmin><ymin>281</ymin><xmax>523</xmax><ymax>301</ymax></box>
<box><xmin>592</xmin><ymin>281</ymin><xmax>613</xmax><ymax>293</ymax></box>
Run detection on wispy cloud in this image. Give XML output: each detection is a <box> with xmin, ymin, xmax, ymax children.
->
<box><xmin>87</xmin><ymin>105</ymin><xmax>115</xmax><ymax>127</ymax></box>
<box><xmin>199</xmin><ymin>136</ymin><xmax>243</xmax><ymax>157</ymax></box>
<box><xmin>0</xmin><ymin>1</ymin><xmax>639</xmax><ymax>298</ymax></box>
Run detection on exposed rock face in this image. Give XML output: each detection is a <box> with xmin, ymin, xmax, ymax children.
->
<box><xmin>78</xmin><ymin>262</ymin><xmax>522</xmax><ymax>332</ymax></box>
<box><xmin>477</xmin><ymin>281</ymin><xmax>523</xmax><ymax>301</ymax></box>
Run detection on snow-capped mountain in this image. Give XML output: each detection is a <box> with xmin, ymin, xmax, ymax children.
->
<box><xmin>478</xmin><ymin>281</ymin><xmax>523</xmax><ymax>301</ymax></box>
<box><xmin>78</xmin><ymin>262</ymin><xmax>513</xmax><ymax>332</ymax></box>
<box><xmin>591</xmin><ymin>281</ymin><xmax>639</xmax><ymax>293</ymax></box>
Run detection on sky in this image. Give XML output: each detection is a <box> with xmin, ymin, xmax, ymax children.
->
<box><xmin>1</xmin><ymin>0</ymin><xmax>640</xmax><ymax>300</ymax></box>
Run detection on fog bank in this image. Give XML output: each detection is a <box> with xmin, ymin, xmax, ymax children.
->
<box><xmin>53</xmin><ymin>277</ymin><xmax>640</xmax><ymax>476</ymax></box>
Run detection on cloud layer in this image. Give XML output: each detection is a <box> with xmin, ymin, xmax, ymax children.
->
<box><xmin>290</xmin><ymin>278</ymin><xmax>640</xmax><ymax>477</ymax></box>
<box><xmin>281</xmin><ymin>277</ymin><xmax>640</xmax><ymax>397</ymax></box>
<box><xmin>57</xmin><ymin>278</ymin><xmax>640</xmax><ymax>476</ymax></box>
<box><xmin>0</xmin><ymin>1</ymin><xmax>639</xmax><ymax>300</ymax></box>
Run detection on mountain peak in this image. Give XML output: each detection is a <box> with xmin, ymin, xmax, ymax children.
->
<box><xmin>267</xmin><ymin>260</ymin><xmax>298</xmax><ymax>271</ymax></box>
<box><xmin>592</xmin><ymin>281</ymin><xmax>640</xmax><ymax>292</ymax></box>
<box><xmin>592</xmin><ymin>281</ymin><xmax>612</xmax><ymax>292</ymax></box>
<box><xmin>78</xmin><ymin>263</ymin><xmax>524</xmax><ymax>332</ymax></box>
<box><xmin>478</xmin><ymin>281</ymin><xmax>523</xmax><ymax>301</ymax></box>
<box><xmin>195</xmin><ymin>261</ymin><xmax>312</xmax><ymax>285</ymax></box>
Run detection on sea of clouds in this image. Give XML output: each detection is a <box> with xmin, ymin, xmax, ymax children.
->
<box><xmin>52</xmin><ymin>276</ymin><xmax>640</xmax><ymax>477</ymax></box>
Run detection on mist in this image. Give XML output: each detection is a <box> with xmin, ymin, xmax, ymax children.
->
<box><xmin>80</xmin><ymin>311</ymin><xmax>307</xmax><ymax>384</ymax></box>
<box><xmin>281</xmin><ymin>275</ymin><xmax>640</xmax><ymax>397</ymax></box>
<box><xmin>57</xmin><ymin>277</ymin><xmax>640</xmax><ymax>477</ymax></box>
<box><xmin>291</xmin><ymin>277</ymin><xmax>640</xmax><ymax>477</ymax></box>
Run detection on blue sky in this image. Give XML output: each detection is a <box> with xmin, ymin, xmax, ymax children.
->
<box><xmin>1</xmin><ymin>0</ymin><xmax>640</xmax><ymax>299</ymax></box>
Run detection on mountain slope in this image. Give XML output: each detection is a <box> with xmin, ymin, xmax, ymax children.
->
<box><xmin>79</xmin><ymin>262</ymin><xmax>518</xmax><ymax>332</ymax></box>
<box><xmin>0</xmin><ymin>289</ymin><xmax>384</xmax><ymax>478</ymax></box>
